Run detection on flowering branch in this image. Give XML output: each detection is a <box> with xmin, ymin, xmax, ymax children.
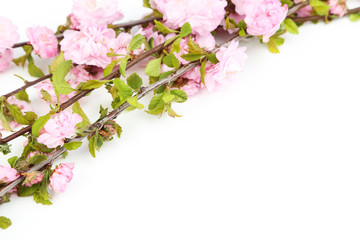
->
<box><xmin>292</xmin><ymin>6</ymin><xmax>360</xmax><ymax>23</ymax></box>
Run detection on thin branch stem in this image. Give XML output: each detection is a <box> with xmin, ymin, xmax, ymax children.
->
<box><xmin>292</xmin><ymin>7</ymin><xmax>360</xmax><ymax>23</ymax></box>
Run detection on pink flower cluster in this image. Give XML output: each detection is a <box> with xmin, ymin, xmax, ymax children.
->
<box><xmin>22</xmin><ymin>171</ymin><xmax>43</xmax><ymax>187</ymax></box>
<box><xmin>49</xmin><ymin>163</ymin><xmax>74</xmax><ymax>193</ymax></box>
<box><xmin>178</xmin><ymin>41</ymin><xmax>247</xmax><ymax>96</ymax></box>
<box><xmin>37</xmin><ymin>111</ymin><xmax>82</xmax><ymax>148</ymax></box>
<box><xmin>328</xmin><ymin>0</ymin><xmax>347</xmax><ymax>17</ymax></box>
<box><xmin>71</xmin><ymin>0</ymin><xmax>123</xmax><ymax>28</ymax></box>
<box><xmin>61</xmin><ymin>25</ymin><xmax>144</xmax><ymax>68</ymax></box>
<box><xmin>150</xmin><ymin>0</ymin><xmax>226</xmax><ymax>38</ymax></box>
<box><xmin>26</xmin><ymin>26</ymin><xmax>59</xmax><ymax>59</ymax></box>
<box><xmin>0</xmin><ymin>16</ymin><xmax>19</xmax><ymax>72</ymax></box>
<box><xmin>35</xmin><ymin>65</ymin><xmax>93</xmax><ymax>103</ymax></box>
<box><xmin>0</xmin><ymin>165</ymin><xmax>19</xmax><ymax>184</ymax></box>
<box><xmin>233</xmin><ymin>0</ymin><xmax>288</xmax><ymax>42</ymax></box>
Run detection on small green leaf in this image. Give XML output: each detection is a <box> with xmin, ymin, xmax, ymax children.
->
<box><xmin>187</xmin><ymin>38</ymin><xmax>206</xmax><ymax>54</ymax></box>
<box><xmin>103</xmin><ymin>59</ymin><xmax>120</xmax><ymax>77</ymax></box>
<box><xmin>170</xmin><ymin>37</ymin><xmax>182</xmax><ymax>53</ymax></box>
<box><xmin>32</xmin><ymin>113</ymin><xmax>51</xmax><ymax>137</ymax></box>
<box><xmin>127</xmin><ymin>96</ymin><xmax>144</xmax><ymax>110</ymax></box>
<box><xmin>7</xmin><ymin>156</ymin><xmax>18</xmax><ymax>168</ymax></box>
<box><xmin>88</xmin><ymin>134</ymin><xmax>96</xmax><ymax>158</ymax></box>
<box><xmin>6</xmin><ymin>103</ymin><xmax>32</xmax><ymax>125</ymax></box>
<box><xmin>33</xmin><ymin>192</ymin><xmax>52</xmax><ymax>205</ymax></box>
<box><xmin>165</xmin><ymin>104</ymin><xmax>182</xmax><ymax>118</ymax></box>
<box><xmin>206</xmin><ymin>53</ymin><xmax>219</xmax><ymax>64</ymax></box>
<box><xmin>154</xmin><ymin>20</ymin><xmax>178</xmax><ymax>34</ymax></box>
<box><xmin>170</xmin><ymin>89</ymin><xmax>188</xmax><ymax>103</ymax></box>
<box><xmin>145</xmin><ymin>57</ymin><xmax>162</xmax><ymax>77</ymax></box>
<box><xmin>181</xmin><ymin>53</ymin><xmax>205</xmax><ymax>62</ymax></box>
<box><xmin>267</xmin><ymin>37</ymin><xmax>280</xmax><ymax>54</ymax></box>
<box><xmin>64</xmin><ymin>141</ymin><xmax>82</xmax><ymax>150</ymax></box>
<box><xmin>50</xmin><ymin>52</ymin><xmax>65</xmax><ymax>73</ymax></box>
<box><xmin>119</xmin><ymin>55</ymin><xmax>131</xmax><ymax>77</ymax></box>
<box><xmin>52</xmin><ymin>60</ymin><xmax>74</xmax><ymax>96</ymax></box>
<box><xmin>72</xmin><ymin>101</ymin><xmax>90</xmax><ymax>129</ymax></box>
<box><xmin>0</xmin><ymin>143</ymin><xmax>12</xmax><ymax>155</ymax></box>
<box><xmin>200</xmin><ymin>60</ymin><xmax>206</xmax><ymax>85</ymax></box>
<box><xmin>40</xmin><ymin>89</ymin><xmax>54</xmax><ymax>103</ymax></box>
<box><xmin>162</xmin><ymin>90</ymin><xmax>175</xmax><ymax>104</ymax></box>
<box><xmin>126</xmin><ymin>73</ymin><xmax>143</xmax><ymax>90</ymax></box>
<box><xmin>128</xmin><ymin>34</ymin><xmax>146</xmax><ymax>51</ymax></box>
<box><xmin>0</xmin><ymin>216</ymin><xmax>12</xmax><ymax>229</ymax></box>
<box><xmin>27</xmin><ymin>155</ymin><xmax>48</xmax><ymax>165</ymax></box>
<box><xmin>163</xmin><ymin>53</ymin><xmax>180</xmax><ymax>69</ymax></box>
<box><xmin>283</xmin><ymin>18</ymin><xmax>299</xmax><ymax>34</ymax></box>
<box><xmin>0</xmin><ymin>102</ymin><xmax>11</xmax><ymax>131</ymax></box>
<box><xmin>113</xmin><ymin>78</ymin><xmax>133</xmax><ymax>106</ymax></box>
<box><xmin>28</xmin><ymin>62</ymin><xmax>45</xmax><ymax>78</ymax></box>
<box><xmin>180</xmin><ymin>22</ymin><xmax>192</xmax><ymax>38</ymax></box>
<box><xmin>147</xmin><ymin>93</ymin><xmax>165</xmax><ymax>115</ymax></box>
<box><xmin>80</xmin><ymin>79</ymin><xmax>112</xmax><ymax>90</ymax></box>
<box><xmin>14</xmin><ymin>90</ymin><xmax>29</xmax><ymax>102</ymax></box>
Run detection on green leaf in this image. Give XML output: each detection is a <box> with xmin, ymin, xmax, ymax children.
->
<box><xmin>163</xmin><ymin>53</ymin><xmax>180</xmax><ymax>69</ymax></box>
<box><xmin>273</xmin><ymin>36</ymin><xmax>285</xmax><ymax>46</ymax></box>
<box><xmin>283</xmin><ymin>18</ymin><xmax>299</xmax><ymax>34</ymax></box>
<box><xmin>187</xmin><ymin>38</ymin><xmax>206</xmax><ymax>54</ymax></box>
<box><xmin>52</xmin><ymin>60</ymin><xmax>74</xmax><ymax>97</ymax></box>
<box><xmin>80</xmin><ymin>79</ymin><xmax>112</xmax><ymax>90</ymax></box>
<box><xmin>103</xmin><ymin>58</ymin><xmax>121</xmax><ymax>77</ymax></box>
<box><xmin>7</xmin><ymin>156</ymin><xmax>18</xmax><ymax>168</ymax></box>
<box><xmin>181</xmin><ymin>53</ymin><xmax>205</xmax><ymax>62</ymax></box>
<box><xmin>99</xmin><ymin>105</ymin><xmax>108</xmax><ymax>120</ymax></box>
<box><xmin>64</xmin><ymin>141</ymin><xmax>82</xmax><ymax>150</ymax></box>
<box><xmin>0</xmin><ymin>102</ymin><xmax>11</xmax><ymax>131</ymax></box>
<box><xmin>154</xmin><ymin>20</ymin><xmax>178</xmax><ymax>34</ymax></box>
<box><xmin>147</xmin><ymin>93</ymin><xmax>165</xmax><ymax>115</ymax></box>
<box><xmin>32</xmin><ymin>113</ymin><xmax>51</xmax><ymax>137</ymax></box>
<box><xmin>6</xmin><ymin>103</ymin><xmax>31</xmax><ymax>125</ymax></box>
<box><xmin>88</xmin><ymin>134</ymin><xmax>96</xmax><ymax>158</ymax></box>
<box><xmin>281</xmin><ymin>0</ymin><xmax>293</xmax><ymax>7</ymax></box>
<box><xmin>127</xmin><ymin>96</ymin><xmax>144</xmax><ymax>110</ymax></box>
<box><xmin>28</xmin><ymin>62</ymin><xmax>45</xmax><ymax>78</ymax></box>
<box><xmin>162</xmin><ymin>90</ymin><xmax>175</xmax><ymax>104</ymax></box>
<box><xmin>27</xmin><ymin>154</ymin><xmax>48</xmax><ymax>165</ymax></box>
<box><xmin>17</xmin><ymin>183</ymin><xmax>40</xmax><ymax>197</ymax></box>
<box><xmin>267</xmin><ymin>37</ymin><xmax>280</xmax><ymax>54</ymax></box>
<box><xmin>128</xmin><ymin>34</ymin><xmax>146</xmax><ymax>51</ymax></box>
<box><xmin>0</xmin><ymin>144</ymin><xmax>12</xmax><ymax>155</ymax></box>
<box><xmin>309</xmin><ymin>0</ymin><xmax>330</xmax><ymax>16</ymax></box>
<box><xmin>0</xmin><ymin>216</ymin><xmax>12</xmax><ymax>229</ymax></box>
<box><xmin>200</xmin><ymin>60</ymin><xmax>206</xmax><ymax>85</ymax></box>
<box><xmin>119</xmin><ymin>55</ymin><xmax>131</xmax><ymax>77</ymax></box>
<box><xmin>145</xmin><ymin>57</ymin><xmax>162</xmax><ymax>77</ymax></box>
<box><xmin>170</xmin><ymin>89</ymin><xmax>188</xmax><ymax>103</ymax></box>
<box><xmin>33</xmin><ymin>192</ymin><xmax>52</xmax><ymax>205</ymax></box>
<box><xmin>126</xmin><ymin>73</ymin><xmax>143</xmax><ymax>90</ymax></box>
<box><xmin>40</xmin><ymin>89</ymin><xmax>54</xmax><ymax>103</ymax></box>
<box><xmin>50</xmin><ymin>52</ymin><xmax>65</xmax><ymax>73</ymax></box>
<box><xmin>170</xmin><ymin>37</ymin><xmax>182</xmax><ymax>53</ymax></box>
<box><xmin>72</xmin><ymin>101</ymin><xmax>90</xmax><ymax>129</ymax></box>
<box><xmin>143</xmin><ymin>0</ymin><xmax>151</xmax><ymax>8</ymax></box>
<box><xmin>180</xmin><ymin>22</ymin><xmax>192</xmax><ymax>38</ymax></box>
<box><xmin>349</xmin><ymin>13</ymin><xmax>360</xmax><ymax>22</ymax></box>
<box><xmin>206</xmin><ymin>53</ymin><xmax>219</xmax><ymax>64</ymax></box>
<box><xmin>165</xmin><ymin>104</ymin><xmax>182</xmax><ymax>118</ymax></box>
<box><xmin>14</xmin><ymin>90</ymin><xmax>29</xmax><ymax>102</ymax></box>
<box><xmin>113</xmin><ymin>78</ymin><xmax>133</xmax><ymax>106</ymax></box>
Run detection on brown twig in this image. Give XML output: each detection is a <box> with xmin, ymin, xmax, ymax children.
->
<box><xmin>292</xmin><ymin>7</ymin><xmax>360</xmax><ymax>23</ymax></box>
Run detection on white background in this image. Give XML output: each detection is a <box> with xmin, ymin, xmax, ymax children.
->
<box><xmin>1</xmin><ymin>0</ymin><xmax>360</xmax><ymax>239</ymax></box>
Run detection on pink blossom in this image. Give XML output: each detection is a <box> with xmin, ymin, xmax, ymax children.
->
<box><xmin>35</xmin><ymin>65</ymin><xmax>92</xmax><ymax>103</ymax></box>
<box><xmin>152</xmin><ymin>0</ymin><xmax>226</xmax><ymax>37</ymax></box>
<box><xmin>60</xmin><ymin>24</ymin><xmax>116</xmax><ymax>68</ymax></box>
<box><xmin>110</xmin><ymin>32</ymin><xmax>145</xmax><ymax>56</ymax></box>
<box><xmin>204</xmin><ymin>41</ymin><xmax>247</xmax><ymax>92</ymax></box>
<box><xmin>244</xmin><ymin>0</ymin><xmax>288</xmax><ymax>42</ymax></box>
<box><xmin>37</xmin><ymin>111</ymin><xmax>82</xmax><ymax>148</ymax></box>
<box><xmin>328</xmin><ymin>0</ymin><xmax>347</xmax><ymax>17</ymax></box>
<box><xmin>0</xmin><ymin>49</ymin><xmax>13</xmax><ymax>72</ymax></box>
<box><xmin>22</xmin><ymin>171</ymin><xmax>43</xmax><ymax>187</ymax></box>
<box><xmin>177</xmin><ymin>66</ymin><xmax>202</xmax><ymax>96</ymax></box>
<box><xmin>49</xmin><ymin>163</ymin><xmax>74</xmax><ymax>193</ymax></box>
<box><xmin>26</xmin><ymin>26</ymin><xmax>59</xmax><ymax>59</ymax></box>
<box><xmin>71</xmin><ymin>0</ymin><xmax>123</xmax><ymax>28</ymax></box>
<box><xmin>221</xmin><ymin>13</ymin><xmax>245</xmax><ymax>34</ymax></box>
<box><xmin>232</xmin><ymin>0</ymin><xmax>256</xmax><ymax>16</ymax></box>
<box><xmin>0</xmin><ymin>16</ymin><xmax>19</xmax><ymax>52</ymax></box>
<box><xmin>0</xmin><ymin>165</ymin><xmax>19</xmax><ymax>184</ymax></box>
<box><xmin>294</xmin><ymin>0</ymin><xmax>313</xmax><ymax>17</ymax></box>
